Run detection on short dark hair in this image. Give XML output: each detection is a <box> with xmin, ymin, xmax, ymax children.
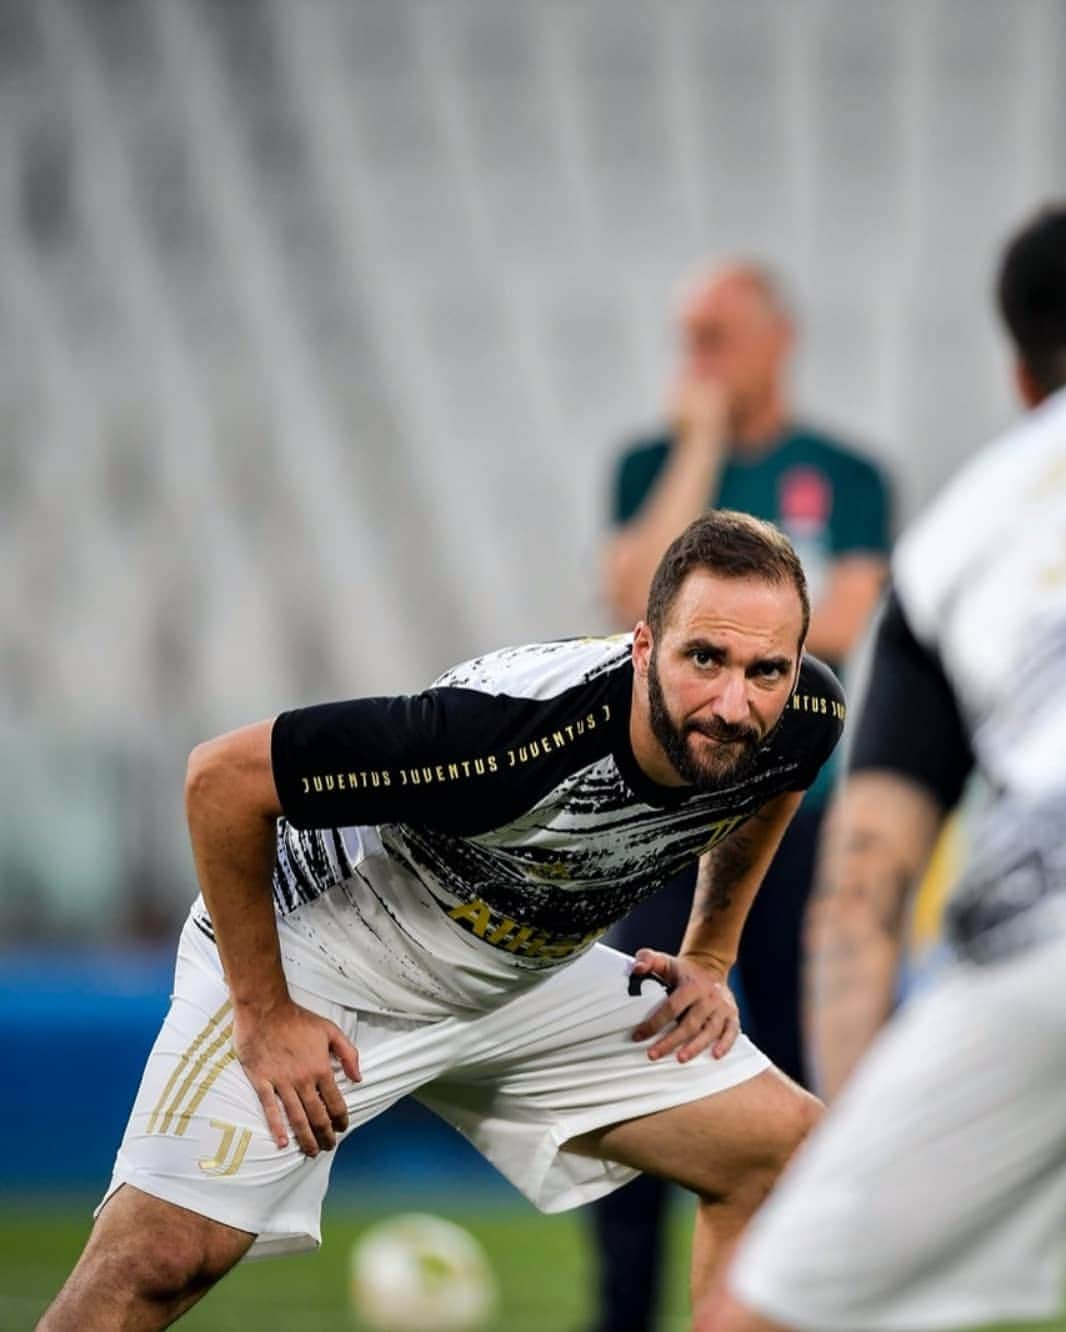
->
<box><xmin>997</xmin><ymin>205</ymin><xmax>1066</xmax><ymax>395</ymax></box>
<box><xmin>646</xmin><ymin>510</ymin><xmax>810</xmax><ymax>645</ymax></box>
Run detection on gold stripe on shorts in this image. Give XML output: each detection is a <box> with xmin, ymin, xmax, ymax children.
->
<box><xmin>174</xmin><ymin>1049</ymin><xmax>238</xmax><ymax>1137</ymax></box>
<box><xmin>156</xmin><ymin>1026</ymin><xmax>234</xmax><ymax>1137</ymax></box>
<box><xmin>147</xmin><ymin>999</ymin><xmax>232</xmax><ymax>1135</ymax></box>
<box><xmin>151</xmin><ymin>1013</ymin><xmax>235</xmax><ymax>1137</ymax></box>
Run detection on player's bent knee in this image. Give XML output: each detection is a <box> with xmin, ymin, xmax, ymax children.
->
<box><xmin>705</xmin><ymin>1083</ymin><xmax>822</xmax><ymax>1214</ymax></box>
<box><xmin>122</xmin><ymin>1223</ymin><xmax>246</xmax><ymax>1301</ymax></box>
<box><xmin>76</xmin><ymin>1224</ymin><xmax>243</xmax><ymax>1310</ymax></box>
<box><xmin>750</xmin><ymin>1087</ymin><xmax>821</xmax><ymax>1195</ymax></box>
<box><xmin>785</xmin><ymin>1084</ymin><xmax>822</xmax><ymax>1143</ymax></box>
<box><xmin>48</xmin><ymin>1188</ymin><xmax>253</xmax><ymax>1324</ymax></box>
<box><xmin>766</xmin><ymin>1084</ymin><xmax>822</xmax><ymax>1169</ymax></box>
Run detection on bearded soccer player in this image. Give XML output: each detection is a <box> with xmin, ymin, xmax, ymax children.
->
<box><xmin>702</xmin><ymin>208</ymin><xmax>1066</xmax><ymax>1332</ymax></box>
<box><xmin>40</xmin><ymin>511</ymin><xmax>844</xmax><ymax>1331</ymax></box>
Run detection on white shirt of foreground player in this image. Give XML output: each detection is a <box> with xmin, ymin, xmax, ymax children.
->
<box><xmin>894</xmin><ymin>386</ymin><xmax>1066</xmax><ymax>802</ymax></box>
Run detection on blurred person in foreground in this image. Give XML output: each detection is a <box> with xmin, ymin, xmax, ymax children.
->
<box><xmin>701</xmin><ymin>206</ymin><xmax>1066</xmax><ymax>1332</ymax></box>
<box><xmin>41</xmin><ymin>511</ymin><xmax>844</xmax><ymax>1331</ymax></box>
<box><xmin>591</xmin><ymin>263</ymin><xmax>890</xmax><ymax>1332</ymax></box>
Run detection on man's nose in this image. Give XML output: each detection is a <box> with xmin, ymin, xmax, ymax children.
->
<box><xmin>712</xmin><ymin>672</ymin><xmax>749</xmax><ymax>725</ymax></box>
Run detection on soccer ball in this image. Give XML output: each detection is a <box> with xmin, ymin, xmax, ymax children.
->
<box><xmin>349</xmin><ymin>1212</ymin><xmax>498</xmax><ymax>1331</ymax></box>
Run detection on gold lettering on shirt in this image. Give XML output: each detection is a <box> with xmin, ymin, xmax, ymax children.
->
<box><xmin>445</xmin><ymin>898</ymin><xmax>608</xmax><ymax>961</ymax></box>
<box><xmin>447</xmin><ymin>899</ymin><xmax>492</xmax><ymax>937</ymax></box>
<box><xmin>299</xmin><ymin>704</ymin><xmax>613</xmax><ymax>795</ymax></box>
<box><xmin>789</xmin><ymin>693</ymin><xmax>846</xmax><ymax>722</ymax></box>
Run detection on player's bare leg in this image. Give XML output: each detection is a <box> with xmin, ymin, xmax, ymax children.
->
<box><xmin>563</xmin><ymin>1067</ymin><xmax>819</xmax><ymax>1319</ymax></box>
<box><xmin>37</xmin><ymin>1183</ymin><xmax>254</xmax><ymax>1331</ymax></box>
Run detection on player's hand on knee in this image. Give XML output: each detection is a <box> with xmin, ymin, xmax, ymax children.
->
<box><xmin>630</xmin><ymin>949</ymin><xmax>739</xmax><ymax>1063</ymax></box>
<box><xmin>233</xmin><ymin>999</ymin><xmax>361</xmax><ymax>1156</ymax></box>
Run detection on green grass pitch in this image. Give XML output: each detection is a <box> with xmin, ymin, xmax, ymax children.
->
<box><xmin>0</xmin><ymin>1194</ymin><xmax>696</xmax><ymax>1331</ymax></box>
<box><xmin>2</xmin><ymin>1194</ymin><xmax>1063</xmax><ymax>1331</ymax></box>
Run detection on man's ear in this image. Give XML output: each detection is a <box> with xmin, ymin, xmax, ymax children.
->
<box><xmin>632</xmin><ymin>621</ymin><xmax>654</xmax><ymax>680</ymax></box>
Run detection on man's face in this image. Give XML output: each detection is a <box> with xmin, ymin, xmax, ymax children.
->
<box><xmin>678</xmin><ymin>272</ymin><xmax>791</xmax><ymax>421</ymax></box>
<box><xmin>637</xmin><ymin>570</ymin><xmax>802</xmax><ymax>790</ymax></box>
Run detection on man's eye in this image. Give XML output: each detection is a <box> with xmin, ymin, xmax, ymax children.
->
<box><xmin>691</xmin><ymin>650</ymin><xmax>716</xmax><ymax>667</ymax></box>
<box><xmin>755</xmin><ymin>664</ymin><xmax>784</xmax><ymax>679</ymax></box>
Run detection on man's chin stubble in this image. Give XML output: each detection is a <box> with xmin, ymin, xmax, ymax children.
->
<box><xmin>684</xmin><ymin>738</ymin><xmax>756</xmax><ymax>787</ymax></box>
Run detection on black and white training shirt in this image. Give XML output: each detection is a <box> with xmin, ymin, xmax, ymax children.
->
<box><xmin>192</xmin><ymin>635</ymin><xmax>844</xmax><ymax>1015</ymax></box>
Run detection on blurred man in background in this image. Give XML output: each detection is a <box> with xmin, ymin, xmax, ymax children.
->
<box><xmin>591</xmin><ymin>264</ymin><xmax>890</xmax><ymax>1332</ymax></box>
<box><xmin>706</xmin><ymin>205</ymin><xmax>1066</xmax><ymax>1332</ymax></box>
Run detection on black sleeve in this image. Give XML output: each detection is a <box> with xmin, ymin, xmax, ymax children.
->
<box><xmin>787</xmin><ymin>655</ymin><xmax>847</xmax><ymax>791</ymax></box>
<box><xmin>271</xmin><ymin>682</ymin><xmax>614</xmax><ymax>834</ymax></box>
<box><xmin>849</xmin><ymin>588</ymin><xmax>974</xmax><ymax>809</ymax></box>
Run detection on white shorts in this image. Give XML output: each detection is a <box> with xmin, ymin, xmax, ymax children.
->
<box><xmin>730</xmin><ymin>933</ymin><xmax>1066</xmax><ymax>1331</ymax></box>
<box><xmin>101</xmin><ymin>918</ymin><xmax>769</xmax><ymax>1259</ymax></box>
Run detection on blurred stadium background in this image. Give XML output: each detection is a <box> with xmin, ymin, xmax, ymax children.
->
<box><xmin>3</xmin><ymin>1</ymin><xmax>1066</xmax><ymax>1327</ymax></box>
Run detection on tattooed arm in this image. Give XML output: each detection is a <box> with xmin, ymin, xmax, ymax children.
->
<box><xmin>629</xmin><ymin>790</ymin><xmax>804</xmax><ymax>1063</ymax></box>
<box><xmin>680</xmin><ymin>789</ymin><xmax>806</xmax><ymax>973</ymax></box>
<box><xmin>804</xmin><ymin>772</ymin><xmax>943</xmax><ymax>1102</ymax></box>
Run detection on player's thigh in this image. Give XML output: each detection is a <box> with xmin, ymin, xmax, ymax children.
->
<box><xmin>105</xmin><ymin>920</ymin><xmax>420</xmax><ymax>1256</ymax></box>
<box><xmin>565</xmin><ymin>1067</ymin><xmax>821</xmax><ymax>1200</ymax></box>
<box><xmin>428</xmin><ymin>944</ymin><xmax>792</xmax><ymax>1209</ymax></box>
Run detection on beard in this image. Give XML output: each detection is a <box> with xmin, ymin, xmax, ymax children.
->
<box><xmin>647</xmin><ymin>653</ymin><xmax>763</xmax><ymax>791</ymax></box>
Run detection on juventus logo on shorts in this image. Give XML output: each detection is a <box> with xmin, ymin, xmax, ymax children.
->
<box><xmin>198</xmin><ymin>1118</ymin><xmax>253</xmax><ymax>1177</ymax></box>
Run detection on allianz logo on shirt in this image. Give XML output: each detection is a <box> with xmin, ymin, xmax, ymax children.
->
<box><xmin>442</xmin><ymin>809</ymin><xmax>753</xmax><ymax>961</ymax></box>
<box><xmin>445</xmin><ymin>896</ymin><xmax>607</xmax><ymax>961</ymax></box>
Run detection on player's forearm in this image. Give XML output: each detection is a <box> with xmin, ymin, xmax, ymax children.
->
<box><xmin>680</xmin><ymin>791</ymin><xmax>804</xmax><ymax>975</ymax></box>
<box><xmin>185</xmin><ymin>721</ymin><xmax>289</xmax><ymax>1012</ymax></box>
<box><xmin>604</xmin><ymin>435</ymin><xmax>723</xmax><ymax>626</ymax></box>
<box><xmin>679</xmin><ymin>839</ymin><xmax>759</xmax><ymax>973</ymax></box>
<box><xmin>804</xmin><ymin>775</ymin><xmax>942</xmax><ymax>1099</ymax></box>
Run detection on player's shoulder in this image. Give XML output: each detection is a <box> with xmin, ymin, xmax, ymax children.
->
<box><xmin>778</xmin><ymin>653</ymin><xmax>847</xmax><ymax>748</ymax></box>
<box><xmin>433</xmin><ymin>635</ymin><xmax>633</xmax><ymax>702</ymax></box>
<box><xmin>896</xmin><ymin>389</ymin><xmax>1066</xmax><ymax>638</ymax></box>
<box><xmin>760</xmin><ymin>652</ymin><xmax>845</xmax><ymax>785</ymax></box>
<box><xmin>792</xmin><ymin>653</ymin><xmax>846</xmax><ymax>714</ymax></box>
<box><xmin>911</xmin><ymin>388</ymin><xmax>1066</xmax><ymax>536</ymax></box>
